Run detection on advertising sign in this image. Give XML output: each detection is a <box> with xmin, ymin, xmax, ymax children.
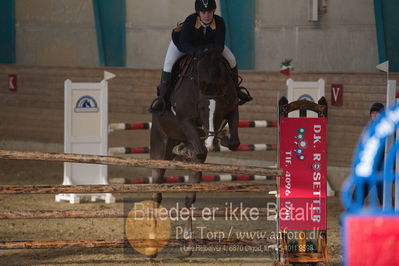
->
<box><xmin>279</xmin><ymin>118</ymin><xmax>327</xmax><ymax>230</ymax></box>
<box><xmin>331</xmin><ymin>84</ymin><xmax>343</xmax><ymax>106</ymax></box>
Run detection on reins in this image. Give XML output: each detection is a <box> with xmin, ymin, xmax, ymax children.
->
<box><xmin>175</xmin><ymin>56</ymin><xmax>195</xmax><ymax>90</ymax></box>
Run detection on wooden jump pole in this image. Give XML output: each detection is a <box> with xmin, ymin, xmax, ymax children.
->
<box><xmin>0</xmin><ymin>183</ymin><xmax>276</xmax><ymax>194</ymax></box>
<box><xmin>0</xmin><ymin>240</ymin><xmax>128</xmax><ymax>249</ymax></box>
<box><xmin>0</xmin><ymin>208</ymin><xmax>273</xmax><ymax>219</ymax></box>
<box><xmin>0</xmin><ymin>209</ymin><xmax>125</xmax><ymax>219</ymax></box>
<box><xmin>0</xmin><ymin>238</ymin><xmax>274</xmax><ymax>249</ymax></box>
<box><xmin>0</xmin><ymin>150</ymin><xmax>281</xmax><ymax>177</ymax></box>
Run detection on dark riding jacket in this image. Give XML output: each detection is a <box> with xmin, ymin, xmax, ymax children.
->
<box><xmin>172</xmin><ymin>13</ymin><xmax>225</xmax><ymax>55</ymax></box>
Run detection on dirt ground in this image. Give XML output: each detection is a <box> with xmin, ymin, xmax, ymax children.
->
<box><xmin>0</xmin><ymin>158</ymin><xmax>343</xmax><ymax>265</ymax></box>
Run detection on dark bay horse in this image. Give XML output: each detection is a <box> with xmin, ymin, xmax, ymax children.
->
<box><xmin>149</xmin><ymin>49</ymin><xmax>240</xmax><ymax>253</ymax></box>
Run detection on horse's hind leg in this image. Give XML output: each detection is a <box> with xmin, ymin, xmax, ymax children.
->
<box><xmin>185</xmin><ymin>171</ymin><xmax>201</xmax><ymax>234</ymax></box>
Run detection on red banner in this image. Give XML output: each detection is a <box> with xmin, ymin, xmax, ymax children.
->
<box><xmin>279</xmin><ymin>118</ymin><xmax>327</xmax><ymax>230</ymax></box>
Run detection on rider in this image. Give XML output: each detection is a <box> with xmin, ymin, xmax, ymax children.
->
<box><xmin>149</xmin><ymin>0</ymin><xmax>253</xmax><ymax>113</ymax></box>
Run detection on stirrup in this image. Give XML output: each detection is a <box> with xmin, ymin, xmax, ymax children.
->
<box><xmin>238</xmin><ymin>87</ymin><xmax>253</xmax><ymax>105</ymax></box>
<box><xmin>148</xmin><ymin>97</ymin><xmax>167</xmax><ymax>114</ymax></box>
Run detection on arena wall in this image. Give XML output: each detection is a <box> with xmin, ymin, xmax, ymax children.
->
<box><xmin>255</xmin><ymin>0</ymin><xmax>378</xmax><ymax>72</ymax></box>
<box><xmin>15</xmin><ymin>0</ymin><xmax>99</xmax><ymax>66</ymax></box>
<box><xmin>14</xmin><ymin>0</ymin><xmax>379</xmax><ymax>72</ymax></box>
<box><xmin>1</xmin><ymin>65</ymin><xmax>397</xmax><ymax>190</ymax></box>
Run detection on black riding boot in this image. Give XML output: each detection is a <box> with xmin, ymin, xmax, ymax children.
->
<box><xmin>149</xmin><ymin>71</ymin><xmax>171</xmax><ymax>113</ymax></box>
<box><xmin>231</xmin><ymin>67</ymin><xmax>253</xmax><ymax>105</ymax></box>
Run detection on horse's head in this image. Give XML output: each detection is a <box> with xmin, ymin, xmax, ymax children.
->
<box><xmin>195</xmin><ymin>48</ymin><xmax>234</xmax><ymax>151</ymax></box>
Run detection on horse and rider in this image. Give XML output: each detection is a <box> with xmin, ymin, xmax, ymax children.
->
<box><xmin>149</xmin><ymin>0</ymin><xmax>252</xmax><ymax>114</ymax></box>
<box><xmin>147</xmin><ymin>1</ymin><xmax>253</xmax><ymax>254</ymax></box>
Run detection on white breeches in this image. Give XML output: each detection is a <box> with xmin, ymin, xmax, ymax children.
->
<box><xmin>163</xmin><ymin>41</ymin><xmax>237</xmax><ymax>72</ymax></box>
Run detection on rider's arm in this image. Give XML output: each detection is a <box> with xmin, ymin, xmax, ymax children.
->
<box><xmin>213</xmin><ymin>16</ymin><xmax>226</xmax><ymax>52</ymax></box>
<box><xmin>179</xmin><ymin>14</ymin><xmax>199</xmax><ymax>55</ymax></box>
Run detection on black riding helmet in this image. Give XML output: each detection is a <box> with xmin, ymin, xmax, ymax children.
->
<box><xmin>195</xmin><ymin>0</ymin><xmax>217</xmax><ymax>12</ymax></box>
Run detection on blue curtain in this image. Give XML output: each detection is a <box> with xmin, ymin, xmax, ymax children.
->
<box><xmin>93</xmin><ymin>0</ymin><xmax>126</xmax><ymax>66</ymax></box>
<box><xmin>374</xmin><ymin>0</ymin><xmax>399</xmax><ymax>72</ymax></box>
<box><xmin>0</xmin><ymin>0</ymin><xmax>15</xmax><ymax>64</ymax></box>
<box><xmin>220</xmin><ymin>0</ymin><xmax>255</xmax><ymax>70</ymax></box>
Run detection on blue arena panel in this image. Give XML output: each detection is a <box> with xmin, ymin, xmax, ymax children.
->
<box><xmin>374</xmin><ymin>0</ymin><xmax>399</xmax><ymax>72</ymax></box>
<box><xmin>220</xmin><ymin>0</ymin><xmax>254</xmax><ymax>70</ymax></box>
<box><xmin>92</xmin><ymin>0</ymin><xmax>126</xmax><ymax>67</ymax></box>
<box><xmin>342</xmin><ymin>103</ymin><xmax>399</xmax><ymax>265</ymax></box>
<box><xmin>0</xmin><ymin>0</ymin><xmax>16</xmax><ymax>64</ymax></box>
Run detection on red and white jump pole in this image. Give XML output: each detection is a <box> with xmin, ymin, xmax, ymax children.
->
<box><xmin>108</xmin><ymin>120</ymin><xmax>277</xmax><ymax>132</ymax></box>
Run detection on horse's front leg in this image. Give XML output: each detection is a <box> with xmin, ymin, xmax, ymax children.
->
<box><xmin>149</xmin><ymin>120</ymin><xmax>176</xmax><ymax>257</ymax></box>
<box><xmin>221</xmin><ymin>107</ymin><xmax>240</xmax><ymax>150</ymax></box>
<box><xmin>179</xmin><ymin>119</ymin><xmax>207</xmax><ymax>161</ymax></box>
<box><xmin>182</xmin><ymin>170</ymin><xmax>201</xmax><ymax>257</ymax></box>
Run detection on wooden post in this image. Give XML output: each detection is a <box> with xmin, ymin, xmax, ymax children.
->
<box><xmin>0</xmin><ymin>150</ymin><xmax>282</xmax><ymax>177</ymax></box>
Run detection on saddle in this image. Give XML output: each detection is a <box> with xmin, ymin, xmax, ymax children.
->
<box><xmin>168</xmin><ymin>55</ymin><xmax>195</xmax><ymax>109</ymax></box>
<box><xmin>167</xmin><ymin>51</ymin><xmax>251</xmax><ymax>109</ymax></box>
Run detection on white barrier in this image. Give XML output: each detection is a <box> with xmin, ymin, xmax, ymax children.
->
<box><xmin>286</xmin><ymin>78</ymin><xmax>325</xmax><ymax>118</ymax></box>
<box><xmin>57</xmin><ymin>71</ymin><xmax>116</xmax><ymax>204</ymax></box>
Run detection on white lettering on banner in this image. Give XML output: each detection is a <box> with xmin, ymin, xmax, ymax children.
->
<box><xmin>285</xmin><ymin>151</ymin><xmax>292</xmax><ymax>165</ymax></box>
<box><xmin>313</xmin><ymin>135</ymin><xmax>321</xmax><ymax>144</ymax></box>
<box><xmin>312</xmin><ymin>149</ymin><xmax>322</xmax><ymax>222</ymax></box>
<box><xmin>313</xmin><ymin>125</ymin><xmax>321</xmax><ymax>144</ymax></box>
<box><xmin>313</xmin><ymin>172</ymin><xmax>321</xmax><ymax>181</ymax></box>
<box><xmin>284</xmin><ymin>171</ymin><xmax>292</xmax><ymax>196</ymax></box>
<box><xmin>282</xmin><ymin>201</ymin><xmax>291</xmax><ymax>220</ymax></box>
<box><xmin>332</xmin><ymin>87</ymin><xmax>340</xmax><ymax>102</ymax></box>
<box><xmin>279</xmin><ymin>203</ymin><xmax>322</xmax><ymax>223</ymax></box>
